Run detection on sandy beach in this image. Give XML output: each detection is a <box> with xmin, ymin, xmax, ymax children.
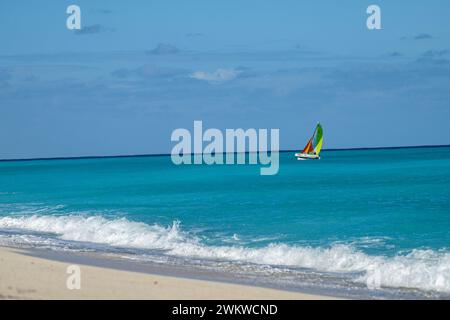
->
<box><xmin>0</xmin><ymin>246</ymin><xmax>335</xmax><ymax>300</ymax></box>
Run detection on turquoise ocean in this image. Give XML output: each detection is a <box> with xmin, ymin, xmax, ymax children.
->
<box><xmin>1</xmin><ymin>146</ymin><xmax>449</xmax><ymax>298</ymax></box>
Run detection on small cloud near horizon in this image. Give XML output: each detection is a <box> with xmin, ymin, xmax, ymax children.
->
<box><xmin>402</xmin><ymin>33</ymin><xmax>433</xmax><ymax>41</ymax></box>
<box><xmin>414</xmin><ymin>33</ymin><xmax>433</xmax><ymax>40</ymax></box>
<box><xmin>416</xmin><ymin>49</ymin><xmax>450</xmax><ymax>65</ymax></box>
<box><xmin>386</xmin><ymin>52</ymin><xmax>403</xmax><ymax>58</ymax></box>
<box><xmin>190</xmin><ymin>68</ymin><xmax>241</xmax><ymax>83</ymax></box>
<box><xmin>146</xmin><ymin>43</ymin><xmax>180</xmax><ymax>55</ymax></box>
<box><xmin>421</xmin><ymin>49</ymin><xmax>450</xmax><ymax>57</ymax></box>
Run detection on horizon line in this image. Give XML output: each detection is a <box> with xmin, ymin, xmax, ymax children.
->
<box><xmin>0</xmin><ymin>144</ymin><xmax>449</xmax><ymax>163</ymax></box>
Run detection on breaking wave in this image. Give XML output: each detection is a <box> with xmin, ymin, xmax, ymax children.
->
<box><xmin>0</xmin><ymin>214</ymin><xmax>449</xmax><ymax>293</ymax></box>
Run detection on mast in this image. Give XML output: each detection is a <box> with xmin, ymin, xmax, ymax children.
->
<box><xmin>297</xmin><ymin>122</ymin><xmax>323</xmax><ymax>158</ymax></box>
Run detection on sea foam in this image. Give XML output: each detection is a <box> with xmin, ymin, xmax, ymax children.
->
<box><xmin>0</xmin><ymin>214</ymin><xmax>449</xmax><ymax>293</ymax></box>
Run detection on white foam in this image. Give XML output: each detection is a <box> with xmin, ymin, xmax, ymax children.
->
<box><xmin>0</xmin><ymin>214</ymin><xmax>449</xmax><ymax>293</ymax></box>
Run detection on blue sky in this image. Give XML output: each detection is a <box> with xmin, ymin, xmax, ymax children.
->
<box><xmin>0</xmin><ymin>0</ymin><xmax>449</xmax><ymax>158</ymax></box>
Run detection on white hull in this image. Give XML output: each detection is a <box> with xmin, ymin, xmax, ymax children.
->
<box><xmin>295</xmin><ymin>153</ymin><xmax>320</xmax><ymax>160</ymax></box>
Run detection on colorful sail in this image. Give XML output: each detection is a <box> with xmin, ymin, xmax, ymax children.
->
<box><xmin>301</xmin><ymin>139</ymin><xmax>314</xmax><ymax>154</ymax></box>
<box><xmin>299</xmin><ymin>123</ymin><xmax>323</xmax><ymax>156</ymax></box>
<box><xmin>313</xmin><ymin>123</ymin><xmax>323</xmax><ymax>155</ymax></box>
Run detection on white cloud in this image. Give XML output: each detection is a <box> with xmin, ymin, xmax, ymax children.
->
<box><xmin>190</xmin><ymin>68</ymin><xmax>240</xmax><ymax>83</ymax></box>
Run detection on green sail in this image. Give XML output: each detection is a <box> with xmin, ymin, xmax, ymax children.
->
<box><xmin>313</xmin><ymin>123</ymin><xmax>323</xmax><ymax>155</ymax></box>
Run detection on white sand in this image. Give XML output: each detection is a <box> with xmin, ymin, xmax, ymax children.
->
<box><xmin>0</xmin><ymin>246</ymin><xmax>337</xmax><ymax>300</ymax></box>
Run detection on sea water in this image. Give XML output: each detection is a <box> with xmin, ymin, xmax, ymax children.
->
<box><xmin>0</xmin><ymin>146</ymin><xmax>449</xmax><ymax>298</ymax></box>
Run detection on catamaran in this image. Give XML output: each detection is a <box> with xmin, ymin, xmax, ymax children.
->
<box><xmin>295</xmin><ymin>123</ymin><xmax>323</xmax><ymax>160</ymax></box>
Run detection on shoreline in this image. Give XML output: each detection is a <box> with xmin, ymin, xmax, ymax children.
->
<box><xmin>0</xmin><ymin>246</ymin><xmax>338</xmax><ymax>300</ymax></box>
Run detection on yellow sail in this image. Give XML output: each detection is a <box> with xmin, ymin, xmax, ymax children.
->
<box><xmin>314</xmin><ymin>137</ymin><xmax>323</xmax><ymax>155</ymax></box>
<box><xmin>296</xmin><ymin>123</ymin><xmax>323</xmax><ymax>159</ymax></box>
<box><xmin>312</xmin><ymin>123</ymin><xmax>323</xmax><ymax>155</ymax></box>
